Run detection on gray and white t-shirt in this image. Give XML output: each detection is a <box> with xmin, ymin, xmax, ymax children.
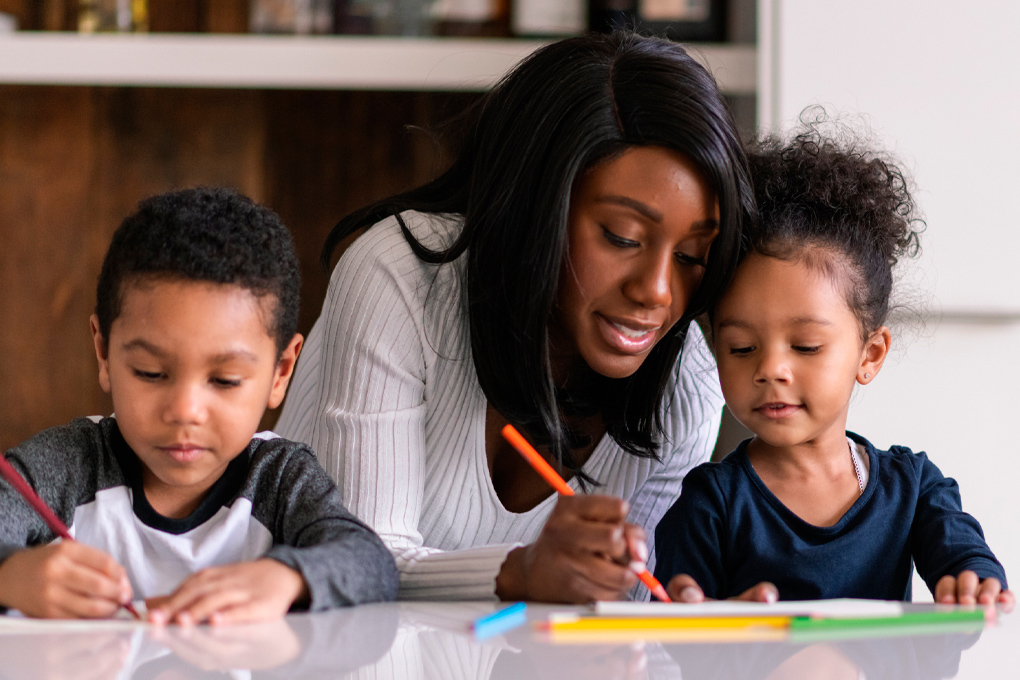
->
<box><xmin>0</xmin><ymin>417</ymin><xmax>398</xmax><ymax>609</ymax></box>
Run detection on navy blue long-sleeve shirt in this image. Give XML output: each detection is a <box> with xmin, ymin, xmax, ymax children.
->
<box><xmin>654</xmin><ymin>432</ymin><xmax>1006</xmax><ymax>600</ymax></box>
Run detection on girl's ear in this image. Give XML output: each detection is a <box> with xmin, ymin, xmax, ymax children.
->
<box><xmin>857</xmin><ymin>326</ymin><xmax>892</xmax><ymax>385</ymax></box>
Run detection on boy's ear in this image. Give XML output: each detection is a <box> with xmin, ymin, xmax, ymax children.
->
<box><xmin>268</xmin><ymin>333</ymin><xmax>304</xmax><ymax>410</ymax></box>
<box><xmin>857</xmin><ymin>326</ymin><xmax>891</xmax><ymax>385</ymax></box>
<box><xmin>90</xmin><ymin>314</ymin><xmax>113</xmax><ymax>394</ymax></box>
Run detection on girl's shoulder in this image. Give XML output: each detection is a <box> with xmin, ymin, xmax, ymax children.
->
<box><xmin>847</xmin><ymin>431</ymin><xmax>943</xmax><ymax>485</ymax></box>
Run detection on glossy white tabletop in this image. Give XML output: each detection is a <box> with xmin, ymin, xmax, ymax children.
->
<box><xmin>0</xmin><ymin>602</ymin><xmax>1016</xmax><ymax>679</ymax></box>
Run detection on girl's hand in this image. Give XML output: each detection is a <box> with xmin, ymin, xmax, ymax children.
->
<box><xmin>0</xmin><ymin>542</ymin><xmax>132</xmax><ymax>618</ymax></box>
<box><xmin>495</xmin><ymin>495</ymin><xmax>640</xmax><ymax>603</ymax></box>
<box><xmin>148</xmin><ymin>559</ymin><xmax>308</xmax><ymax>626</ymax></box>
<box><xmin>665</xmin><ymin>574</ymin><xmax>778</xmax><ymax>604</ymax></box>
<box><xmin>934</xmin><ymin>571</ymin><xmax>1014</xmax><ymax>607</ymax></box>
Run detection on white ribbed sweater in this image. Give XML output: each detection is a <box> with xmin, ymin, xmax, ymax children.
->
<box><xmin>276</xmin><ymin>211</ymin><xmax>724</xmax><ymax>600</ymax></box>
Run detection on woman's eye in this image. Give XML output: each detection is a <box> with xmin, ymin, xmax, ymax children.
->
<box><xmin>133</xmin><ymin>369</ymin><xmax>164</xmax><ymax>381</ymax></box>
<box><xmin>601</xmin><ymin>227</ymin><xmax>638</xmax><ymax>248</ymax></box>
<box><xmin>793</xmin><ymin>346</ymin><xmax>821</xmax><ymax>354</ymax></box>
<box><xmin>675</xmin><ymin>251</ymin><xmax>708</xmax><ymax>267</ymax></box>
<box><xmin>212</xmin><ymin>377</ymin><xmax>242</xmax><ymax>388</ymax></box>
<box><xmin>729</xmin><ymin>346</ymin><xmax>754</xmax><ymax>355</ymax></box>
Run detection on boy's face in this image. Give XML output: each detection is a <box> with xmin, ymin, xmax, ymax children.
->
<box><xmin>91</xmin><ymin>278</ymin><xmax>302</xmax><ymax>517</ymax></box>
<box><xmin>712</xmin><ymin>253</ymin><xmax>886</xmax><ymax>451</ymax></box>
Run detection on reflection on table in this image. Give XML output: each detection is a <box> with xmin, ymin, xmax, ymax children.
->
<box><xmin>0</xmin><ymin>602</ymin><xmax>1011</xmax><ymax>680</ymax></box>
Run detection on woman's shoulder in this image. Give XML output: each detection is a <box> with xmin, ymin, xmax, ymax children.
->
<box><xmin>329</xmin><ymin>210</ymin><xmax>467</xmax><ymax>308</ymax></box>
<box><xmin>661</xmin><ymin>322</ymin><xmax>724</xmax><ymax>430</ymax></box>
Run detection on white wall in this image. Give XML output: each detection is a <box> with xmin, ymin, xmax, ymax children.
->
<box><xmin>760</xmin><ymin>0</ymin><xmax>1020</xmax><ymax>600</ymax></box>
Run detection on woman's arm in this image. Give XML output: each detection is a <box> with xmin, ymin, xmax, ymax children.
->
<box><xmin>277</xmin><ymin>216</ymin><xmax>529</xmax><ymax>600</ymax></box>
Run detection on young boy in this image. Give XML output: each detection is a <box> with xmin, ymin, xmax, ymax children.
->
<box><xmin>0</xmin><ymin>187</ymin><xmax>398</xmax><ymax>624</ymax></box>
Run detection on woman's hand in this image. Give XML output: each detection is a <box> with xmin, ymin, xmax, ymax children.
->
<box><xmin>665</xmin><ymin>574</ymin><xmax>778</xmax><ymax>604</ymax></box>
<box><xmin>934</xmin><ymin>571</ymin><xmax>1014</xmax><ymax>608</ymax></box>
<box><xmin>148</xmin><ymin>559</ymin><xmax>308</xmax><ymax>626</ymax></box>
<box><xmin>495</xmin><ymin>495</ymin><xmax>641</xmax><ymax>603</ymax></box>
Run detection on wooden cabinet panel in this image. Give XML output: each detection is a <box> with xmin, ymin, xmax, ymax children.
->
<box><xmin>0</xmin><ymin>86</ymin><xmax>478</xmax><ymax>449</ymax></box>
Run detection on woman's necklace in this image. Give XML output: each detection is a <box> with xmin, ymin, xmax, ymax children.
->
<box><xmin>850</xmin><ymin>439</ymin><xmax>865</xmax><ymax>493</ymax></box>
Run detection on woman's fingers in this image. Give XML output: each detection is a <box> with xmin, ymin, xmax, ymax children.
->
<box><xmin>665</xmin><ymin>574</ymin><xmax>705</xmax><ymax>603</ymax></box>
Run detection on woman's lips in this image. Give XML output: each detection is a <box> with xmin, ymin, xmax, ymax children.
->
<box><xmin>596</xmin><ymin>314</ymin><xmax>660</xmax><ymax>354</ymax></box>
<box><xmin>755</xmin><ymin>403</ymin><xmax>802</xmax><ymax>419</ymax></box>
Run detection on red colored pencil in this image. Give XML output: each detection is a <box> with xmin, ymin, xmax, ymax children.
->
<box><xmin>0</xmin><ymin>454</ymin><xmax>141</xmax><ymax>620</ymax></box>
<box><xmin>500</xmin><ymin>424</ymin><xmax>672</xmax><ymax>603</ymax></box>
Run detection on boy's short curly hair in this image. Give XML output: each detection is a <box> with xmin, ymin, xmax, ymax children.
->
<box><xmin>95</xmin><ymin>187</ymin><xmax>300</xmax><ymax>356</ymax></box>
<box><xmin>746</xmin><ymin>119</ymin><xmax>924</xmax><ymax>338</ymax></box>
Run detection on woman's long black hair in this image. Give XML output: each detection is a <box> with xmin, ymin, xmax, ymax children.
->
<box><xmin>322</xmin><ymin>32</ymin><xmax>754</xmax><ymax>478</ymax></box>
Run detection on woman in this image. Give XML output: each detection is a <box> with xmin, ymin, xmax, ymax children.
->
<box><xmin>277</xmin><ymin>32</ymin><xmax>754</xmax><ymax>602</ymax></box>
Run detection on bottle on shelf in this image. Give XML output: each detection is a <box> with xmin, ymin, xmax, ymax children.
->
<box><xmin>250</xmin><ymin>0</ymin><xmax>334</xmax><ymax>34</ymax></box>
<box><xmin>512</xmin><ymin>0</ymin><xmax>585</xmax><ymax>36</ymax></box>
<box><xmin>433</xmin><ymin>0</ymin><xmax>509</xmax><ymax>37</ymax></box>
<box><xmin>78</xmin><ymin>0</ymin><xmax>148</xmax><ymax>32</ymax></box>
<box><xmin>589</xmin><ymin>0</ymin><xmax>727</xmax><ymax>42</ymax></box>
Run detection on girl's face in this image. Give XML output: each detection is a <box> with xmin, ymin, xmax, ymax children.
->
<box><xmin>712</xmin><ymin>252</ymin><xmax>889</xmax><ymax>450</ymax></box>
<box><xmin>553</xmin><ymin>146</ymin><xmax>719</xmax><ymax>380</ymax></box>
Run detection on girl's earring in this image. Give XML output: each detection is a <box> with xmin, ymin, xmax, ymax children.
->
<box><xmin>864</xmin><ymin>373</ymin><xmax>871</xmax><ymax>379</ymax></box>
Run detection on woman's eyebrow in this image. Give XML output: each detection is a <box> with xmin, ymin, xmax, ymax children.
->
<box><xmin>597</xmin><ymin>195</ymin><xmax>663</xmax><ymax>222</ymax></box>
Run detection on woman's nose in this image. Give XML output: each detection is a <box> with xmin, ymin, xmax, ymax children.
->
<box><xmin>623</xmin><ymin>251</ymin><xmax>673</xmax><ymax>309</ymax></box>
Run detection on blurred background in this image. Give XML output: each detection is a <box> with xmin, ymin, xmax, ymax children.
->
<box><xmin>0</xmin><ymin>0</ymin><xmax>1016</xmax><ymax>606</ymax></box>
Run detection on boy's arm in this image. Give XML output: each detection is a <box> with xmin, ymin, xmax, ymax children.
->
<box><xmin>260</xmin><ymin>445</ymin><xmax>400</xmax><ymax>610</ymax></box>
<box><xmin>910</xmin><ymin>452</ymin><xmax>1008</xmax><ymax>593</ymax></box>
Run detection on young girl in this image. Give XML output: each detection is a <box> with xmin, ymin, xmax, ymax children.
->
<box><xmin>654</xmin><ymin>128</ymin><xmax>1013</xmax><ymax>606</ymax></box>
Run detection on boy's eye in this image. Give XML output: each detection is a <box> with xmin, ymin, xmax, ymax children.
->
<box><xmin>729</xmin><ymin>346</ymin><xmax>754</xmax><ymax>355</ymax></box>
<box><xmin>793</xmin><ymin>345</ymin><xmax>821</xmax><ymax>354</ymax></box>
<box><xmin>211</xmin><ymin>377</ymin><xmax>242</xmax><ymax>388</ymax></box>
<box><xmin>602</xmin><ymin>226</ymin><xmax>639</xmax><ymax>248</ymax></box>
<box><xmin>133</xmin><ymin>369</ymin><xmax>164</xmax><ymax>381</ymax></box>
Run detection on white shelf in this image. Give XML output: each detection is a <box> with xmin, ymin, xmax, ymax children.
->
<box><xmin>0</xmin><ymin>33</ymin><xmax>755</xmax><ymax>93</ymax></box>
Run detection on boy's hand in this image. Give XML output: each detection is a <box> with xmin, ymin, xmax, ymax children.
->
<box><xmin>934</xmin><ymin>571</ymin><xmax>1015</xmax><ymax>608</ymax></box>
<box><xmin>148</xmin><ymin>559</ymin><xmax>308</xmax><ymax>626</ymax></box>
<box><xmin>0</xmin><ymin>542</ymin><xmax>132</xmax><ymax>618</ymax></box>
<box><xmin>666</xmin><ymin>574</ymin><xmax>778</xmax><ymax>604</ymax></box>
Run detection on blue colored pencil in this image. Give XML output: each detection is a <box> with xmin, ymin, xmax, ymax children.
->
<box><xmin>473</xmin><ymin>602</ymin><xmax>527</xmax><ymax>640</ymax></box>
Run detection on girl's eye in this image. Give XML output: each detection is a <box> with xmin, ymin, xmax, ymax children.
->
<box><xmin>793</xmin><ymin>346</ymin><xmax>821</xmax><ymax>354</ymax></box>
<box><xmin>212</xmin><ymin>377</ymin><xmax>242</xmax><ymax>388</ymax></box>
<box><xmin>729</xmin><ymin>346</ymin><xmax>754</xmax><ymax>355</ymax></box>
<box><xmin>133</xmin><ymin>369</ymin><xmax>164</xmax><ymax>381</ymax></box>
<box><xmin>601</xmin><ymin>226</ymin><xmax>639</xmax><ymax>248</ymax></box>
<box><xmin>675</xmin><ymin>251</ymin><xmax>708</xmax><ymax>267</ymax></box>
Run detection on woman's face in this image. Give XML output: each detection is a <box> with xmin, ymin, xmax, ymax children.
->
<box><xmin>553</xmin><ymin>146</ymin><xmax>719</xmax><ymax>380</ymax></box>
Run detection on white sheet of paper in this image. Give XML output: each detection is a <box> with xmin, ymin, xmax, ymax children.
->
<box><xmin>0</xmin><ymin>601</ymin><xmax>149</xmax><ymax>634</ymax></box>
<box><xmin>593</xmin><ymin>598</ymin><xmax>903</xmax><ymax>619</ymax></box>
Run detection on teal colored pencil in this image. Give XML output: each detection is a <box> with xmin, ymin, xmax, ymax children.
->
<box><xmin>473</xmin><ymin>602</ymin><xmax>527</xmax><ymax>640</ymax></box>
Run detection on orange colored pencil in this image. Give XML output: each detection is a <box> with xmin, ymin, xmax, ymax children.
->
<box><xmin>500</xmin><ymin>424</ymin><xmax>672</xmax><ymax>603</ymax></box>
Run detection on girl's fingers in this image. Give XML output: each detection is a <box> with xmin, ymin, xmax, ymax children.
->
<box><xmin>734</xmin><ymin>581</ymin><xmax>778</xmax><ymax>603</ymax></box>
<box><xmin>955</xmin><ymin>570</ymin><xmax>980</xmax><ymax>605</ymax></box>
<box><xmin>998</xmin><ymin>589</ymin><xmax>1015</xmax><ymax>611</ymax></box>
<box><xmin>934</xmin><ymin>574</ymin><xmax>958</xmax><ymax>603</ymax></box>
<box><xmin>666</xmin><ymin>574</ymin><xmax>705</xmax><ymax>603</ymax></box>
<box><xmin>976</xmin><ymin>578</ymin><xmax>1002</xmax><ymax>605</ymax></box>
